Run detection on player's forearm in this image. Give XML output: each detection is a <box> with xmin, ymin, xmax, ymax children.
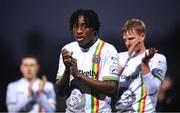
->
<box><xmin>40</xmin><ymin>93</ymin><xmax>56</xmax><ymax>112</ymax></box>
<box><xmin>118</xmin><ymin>65</ymin><xmax>125</xmax><ymax>76</ymax></box>
<box><xmin>141</xmin><ymin>72</ymin><xmax>161</xmax><ymax>95</ymax></box>
<box><xmin>8</xmin><ymin>98</ymin><xmax>34</xmax><ymax>112</ymax></box>
<box><xmin>140</xmin><ymin>62</ymin><xmax>150</xmax><ymax>75</ymax></box>
<box><xmin>76</xmin><ymin>73</ymin><xmax>118</xmax><ymax>95</ymax></box>
<box><xmin>140</xmin><ymin>63</ymin><xmax>161</xmax><ymax>94</ymax></box>
<box><xmin>55</xmin><ymin>69</ymin><xmax>70</xmax><ymax>96</ymax></box>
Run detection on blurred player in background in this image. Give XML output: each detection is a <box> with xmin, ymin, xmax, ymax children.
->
<box><xmin>56</xmin><ymin>9</ymin><xmax>119</xmax><ymax>113</ymax></box>
<box><xmin>156</xmin><ymin>74</ymin><xmax>173</xmax><ymax>111</ymax></box>
<box><xmin>115</xmin><ymin>19</ymin><xmax>167</xmax><ymax>112</ymax></box>
<box><xmin>6</xmin><ymin>55</ymin><xmax>56</xmax><ymax>113</ymax></box>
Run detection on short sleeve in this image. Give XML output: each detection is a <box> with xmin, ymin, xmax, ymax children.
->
<box><xmin>151</xmin><ymin>54</ymin><xmax>167</xmax><ymax>83</ymax></box>
<box><xmin>6</xmin><ymin>83</ymin><xmax>16</xmax><ymax>105</ymax></box>
<box><xmin>100</xmin><ymin>45</ymin><xmax>119</xmax><ymax>81</ymax></box>
<box><xmin>6</xmin><ymin>83</ymin><xmax>30</xmax><ymax>112</ymax></box>
<box><xmin>41</xmin><ymin>82</ymin><xmax>56</xmax><ymax>111</ymax></box>
<box><xmin>118</xmin><ymin>52</ymin><xmax>129</xmax><ymax>67</ymax></box>
<box><xmin>56</xmin><ymin>53</ymin><xmax>65</xmax><ymax>80</ymax></box>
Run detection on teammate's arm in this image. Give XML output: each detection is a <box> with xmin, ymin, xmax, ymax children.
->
<box><xmin>38</xmin><ymin>76</ymin><xmax>56</xmax><ymax>112</ymax></box>
<box><xmin>140</xmin><ymin>48</ymin><xmax>167</xmax><ymax>95</ymax></box>
<box><xmin>118</xmin><ymin>40</ymin><xmax>141</xmax><ymax>75</ymax></box>
<box><xmin>6</xmin><ymin>83</ymin><xmax>36</xmax><ymax>112</ymax></box>
<box><xmin>40</xmin><ymin>84</ymin><xmax>56</xmax><ymax>112</ymax></box>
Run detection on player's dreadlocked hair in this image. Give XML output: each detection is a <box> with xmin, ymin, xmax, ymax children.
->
<box><xmin>69</xmin><ymin>9</ymin><xmax>100</xmax><ymax>35</ymax></box>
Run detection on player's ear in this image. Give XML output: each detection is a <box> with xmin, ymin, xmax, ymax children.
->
<box><xmin>36</xmin><ymin>64</ymin><xmax>40</xmax><ymax>72</ymax></box>
<box><xmin>140</xmin><ymin>33</ymin><xmax>145</xmax><ymax>41</ymax></box>
<box><xmin>20</xmin><ymin>64</ymin><xmax>23</xmax><ymax>73</ymax></box>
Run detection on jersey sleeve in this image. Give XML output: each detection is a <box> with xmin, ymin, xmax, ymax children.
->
<box><xmin>56</xmin><ymin>53</ymin><xmax>65</xmax><ymax>80</ymax></box>
<box><xmin>141</xmin><ymin>54</ymin><xmax>167</xmax><ymax>95</ymax></box>
<box><xmin>151</xmin><ymin>54</ymin><xmax>167</xmax><ymax>82</ymax></box>
<box><xmin>6</xmin><ymin>83</ymin><xmax>16</xmax><ymax>107</ymax></box>
<box><xmin>6</xmin><ymin>83</ymin><xmax>31</xmax><ymax>112</ymax></box>
<box><xmin>40</xmin><ymin>82</ymin><xmax>56</xmax><ymax>112</ymax></box>
<box><xmin>100</xmin><ymin>45</ymin><xmax>119</xmax><ymax>81</ymax></box>
<box><xmin>118</xmin><ymin>52</ymin><xmax>129</xmax><ymax>67</ymax></box>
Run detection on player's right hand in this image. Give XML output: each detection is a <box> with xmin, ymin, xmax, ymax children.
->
<box><xmin>61</xmin><ymin>48</ymin><xmax>73</xmax><ymax>70</ymax></box>
<box><xmin>128</xmin><ymin>39</ymin><xmax>141</xmax><ymax>57</ymax></box>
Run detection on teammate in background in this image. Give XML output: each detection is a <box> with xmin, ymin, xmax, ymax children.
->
<box><xmin>115</xmin><ymin>19</ymin><xmax>167</xmax><ymax>112</ymax></box>
<box><xmin>6</xmin><ymin>55</ymin><xmax>56</xmax><ymax>113</ymax></box>
<box><xmin>156</xmin><ymin>74</ymin><xmax>173</xmax><ymax>111</ymax></box>
<box><xmin>56</xmin><ymin>9</ymin><xmax>119</xmax><ymax>113</ymax></box>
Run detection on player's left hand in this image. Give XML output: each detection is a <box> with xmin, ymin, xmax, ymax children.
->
<box><xmin>142</xmin><ymin>48</ymin><xmax>157</xmax><ymax>64</ymax></box>
<box><xmin>141</xmin><ymin>48</ymin><xmax>157</xmax><ymax>75</ymax></box>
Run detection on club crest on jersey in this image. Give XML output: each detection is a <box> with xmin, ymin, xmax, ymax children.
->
<box><xmin>92</xmin><ymin>55</ymin><xmax>101</xmax><ymax>64</ymax></box>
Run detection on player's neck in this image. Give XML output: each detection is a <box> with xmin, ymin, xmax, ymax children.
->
<box><xmin>139</xmin><ymin>45</ymin><xmax>146</xmax><ymax>54</ymax></box>
<box><xmin>81</xmin><ymin>37</ymin><xmax>97</xmax><ymax>49</ymax></box>
<box><xmin>135</xmin><ymin>45</ymin><xmax>146</xmax><ymax>56</ymax></box>
<box><xmin>25</xmin><ymin>77</ymin><xmax>36</xmax><ymax>82</ymax></box>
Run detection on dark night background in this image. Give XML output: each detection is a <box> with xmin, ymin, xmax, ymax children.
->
<box><xmin>0</xmin><ymin>0</ymin><xmax>180</xmax><ymax>111</ymax></box>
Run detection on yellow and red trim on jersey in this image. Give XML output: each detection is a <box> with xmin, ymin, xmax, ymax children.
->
<box><xmin>91</xmin><ymin>40</ymin><xmax>105</xmax><ymax>113</ymax></box>
<box><xmin>138</xmin><ymin>82</ymin><xmax>147</xmax><ymax>113</ymax></box>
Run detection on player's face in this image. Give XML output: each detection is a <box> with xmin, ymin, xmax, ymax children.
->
<box><xmin>20</xmin><ymin>58</ymin><xmax>39</xmax><ymax>80</ymax></box>
<box><xmin>123</xmin><ymin>29</ymin><xmax>145</xmax><ymax>50</ymax></box>
<box><xmin>73</xmin><ymin>16</ymin><xmax>95</xmax><ymax>48</ymax></box>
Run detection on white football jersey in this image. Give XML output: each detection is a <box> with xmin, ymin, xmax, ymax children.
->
<box><xmin>56</xmin><ymin>39</ymin><xmax>119</xmax><ymax>113</ymax></box>
<box><xmin>116</xmin><ymin>51</ymin><xmax>167</xmax><ymax>113</ymax></box>
<box><xmin>6</xmin><ymin>78</ymin><xmax>56</xmax><ymax>113</ymax></box>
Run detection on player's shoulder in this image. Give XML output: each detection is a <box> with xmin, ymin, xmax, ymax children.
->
<box><xmin>101</xmin><ymin>39</ymin><xmax>117</xmax><ymax>51</ymax></box>
<box><xmin>118</xmin><ymin>51</ymin><xmax>128</xmax><ymax>57</ymax></box>
<box><xmin>45</xmin><ymin>81</ymin><xmax>54</xmax><ymax>89</ymax></box>
<box><xmin>150</xmin><ymin>53</ymin><xmax>167</xmax><ymax>67</ymax></box>
<box><xmin>102</xmin><ymin>40</ymin><xmax>115</xmax><ymax>48</ymax></box>
<box><xmin>62</xmin><ymin>41</ymin><xmax>78</xmax><ymax>50</ymax></box>
<box><xmin>7</xmin><ymin>79</ymin><xmax>22</xmax><ymax>89</ymax></box>
<box><xmin>153</xmin><ymin>53</ymin><xmax>166</xmax><ymax>61</ymax></box>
